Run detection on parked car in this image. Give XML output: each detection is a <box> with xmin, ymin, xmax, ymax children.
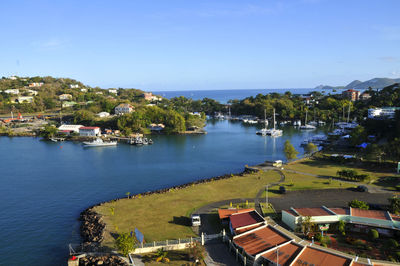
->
<box><xmin>356</xmin><ymin>185</ymin><xmax>368</xmax><ymax>192</ymax></box>
<box><xmin>191</xmin><ymin>214</ymin><xmax>201</xmax><ymax>226</ymax></box>
<box><xmin>279</xmin><ymin>186</ymin><xmax>286</xmax><ymax>194</ymax></box>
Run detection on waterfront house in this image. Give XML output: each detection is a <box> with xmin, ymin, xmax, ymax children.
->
<box><xmin>148</xmin><ymin>123</ymin><xmax>165</xmax><ymax>132</ymax></box>
<box><xmin>115</xmin><ymin>103</ymin><xmax>134</xmax><ymax>115</ymax></box>
<box><xmin>79</xmin><ymin>126</ymin><xmax>101</xmax><ymax>137</ymax></box>
<box><xmin>4</xmin><ymin>89</ymin><xmax>19</xmax><ymax>95</ymax></box>
<box><xmin>59</xmin><ymin>94</ymin><xmax>73</xmax><ymax>101</ymax></box>
<box><xmin>58</xmin><ymin>124</ymin><xmax>84</xmax><ymax>133</ymax></box>
<box><xmin>96</xmin><ymin>112</ymin><xmax>110</xmax><ymax>118</ymax></box>
<box><xmin>342</xmin><ymin>89</ymin><xmax>360</xmax><ymax>101</ymax></box>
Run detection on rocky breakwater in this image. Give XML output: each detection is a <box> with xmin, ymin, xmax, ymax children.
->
<box><xmin>79</xmin><ymin>209</ymin><xmax>105</xmax><ymax>244</ymax></box>
<box><xmin>78</xmin><ymin>255</ymin><xmax>128</xmax><ymax>266</ymax></box>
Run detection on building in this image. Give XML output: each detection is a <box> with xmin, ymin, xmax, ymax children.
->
<box><xmin>342</xmin><ymin>89</ymin><xmax>360</xmax><ymax>101</ymax></box>
<box><xmin>8</xmin><ymin>76</ymin><xmax>17</xmax><ymax>80</ymax></box>
<box><xmin>96</xmin><ymin>112</ymin><xmax>110</xmax><ymax>118</ymax></box>
<box><xmin>108</xmin><ymin>89</ymin><xmax>118</xmax><ymax>94</ymax></box>
<box><xmin>115</xmin><ymin>103</ymin><xmax>134</xmax><ymax>115</ymax></box>
<box><xmin>59</xmin><ymin>94</ymin><xmax>73</xmax><ymax>101</ymax></box>
<box><xmin>148</xmin><ymin>123</ymin><xmax>165</xmax><ymax>131</ymax></box>
<box><xmin>229</xmin><ymin>210</ymin><xmax>265</xmax><ymax>235</ymax></box>
<box><xmin>26</xmin><ymin>89</ymin><xmax>38</xmax><ymax>96</ymax></box>
<box><xmin>79</xmin><ymin>126</ymin><xmax>101</xmax><ymax>137</ymax></box>
<box><xmin>368</xmin><ymin>107</ymin><xmax>400</xmax><ymax>119</ymax></box>
<box><xmin>282</xmin><ymin>206</ymin><xmax>400</xmax><ymax>236</ymax></box>
<box><xmin>69</xmin><ymin>84</ymin><xmax>79</xmax><ymax>89</ymax></box>
<box><xmin>4</xmin><ymin>89</ymin><xmax>19</xmax><ymax>94</ymax></box>
<box><xmin>80</xmin><ymin>88</ymin><xmax>88</xmax><ymax>92</ymax></box>
<box><xmin>141</xmin><ymin>92</ymin><xmax>161</xmax><ymax>101</ymax></box>
<box><xmin>13</xmin><ymin>96</ymin><xmax>34</xmax><ymax>103</ymax></box>
<box><xmin>58</xmin><ymin>124</ymin><xmax>84</xmax><ymax>133</ymax></box>
<box><xmin>359</xmin><ymin>92</ymin><xmax>371</xmax><ymax>101</ymax></box>
<box><xmin>28</xmin><ymin>82</ymin><xmax>44</xmax><ymax>87</ymax></box>
<box><xmin>95</xmin><ymin>91</ymin><xmax>103</xmax><ymax>95</ymax></box>
<box><xmin>62</xmin><ymin>101</ymin><xmax>77</xmax><ymax>108</ymax></box>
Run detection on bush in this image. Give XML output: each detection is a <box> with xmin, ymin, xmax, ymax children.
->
<box><xmin>348</xmin><ymin>199</ymin><xmax>369</xmax><ymax>210</ymax></box>
<box><xmin>314</xmin><ymin>232</ymin><xmax>322</xmax><ymax>242</ymax></box>
<box><xmin>386</xmin><ymin>239</ymin><xmax>399</xmax><ymax>250</ymax></box>
<box><xmin>368</xmin><ymin>229</ymin><xmax>379</xmax><ymax>240</ymax></box>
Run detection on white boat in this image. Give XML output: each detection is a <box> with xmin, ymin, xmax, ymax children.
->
<box><xmin>257</xmin><ymin>109</ymin><xmax>282</xmax><ymax>137</ymax></box>
<box><xmin>300</xmin><ymin>109</ymin><xmax>316</xmax><ymax>130</ymax></box>
<box><xmin>83</xmin><ymin>138</ymin><xmax>117</xmax><ymax>147</ymax></box>
<box><xmin>293</xmin><ymin>120</ymin><xmax>301</xmax><ymax>126</ymax></box>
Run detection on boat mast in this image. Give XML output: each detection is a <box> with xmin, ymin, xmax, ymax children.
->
<box><xmin>264</xmin><ymin>109</ymin><xmax>267</xmax><ymax>130</ymax></box>
<box><xmin>273</xmin><ymin>108</ymin><xmax>276</xmax><ymax>130</ymax></box>
<box><xmin>305</xmin><ymin>109</ymin><xmax>308</xmax><ymax>125</ymax></box>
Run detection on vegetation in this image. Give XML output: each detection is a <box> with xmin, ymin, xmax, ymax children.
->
<box><xmin>39</xmin><ymin>124</ymin><xmax>58</xmax><ymax>139</ymax></box>
<box><xmin>284</xmin><ymin>140</ymin><xmax>299</xmax><ymax>161</ymax></box>
<box><xmin>299</xmin><ymin>216</ymin><xmax>315</xmax><ymax>237</ymax></box>
<box><xmin>389</xmin><ymin>196</ymin><xmax>400</xmax><ymax>214</ymax></box>
<box><xmin>337</xmin><ymin>220</ymin><xmax>346</xmax><ymax>236</ymax></box>
<box><xmin>304</xmin><ymin>142</ymin><xmax>318</xmax><ymax>154</ymax></box>
<box><xmin>115</xmin><ymin>232</ymin><xmax>136</xmax><ymax>256</ymax></box>
<box><xmin>368</xmin><ymin>229</ymin><xmax>379</xmax><ymax>241</ymax></box>
<box><xmin>337</xmin><ymin>169</ymin><xmax>369</xmax><ymax>182</ymax></box>
<box><xmin>348</xmin><ymin>199</ymin><xmax>369</xmax><ymax>210</ymax></box>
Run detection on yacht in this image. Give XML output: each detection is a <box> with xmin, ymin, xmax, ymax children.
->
<box><xmin>83</xmin><ymin>138</ymin><xmax>117</xmax><ymax>147</ymax></box>
<box><xmin>257</xmin><ymin>109</ymin><xmax>282</xmax><ymax>137</ymax></box>
<box><xmin>300</xmin><ymin>109</ymin><xmax>316</xmax><ymax>130</ymax></box>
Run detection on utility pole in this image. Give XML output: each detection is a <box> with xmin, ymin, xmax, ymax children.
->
<box><xmin>265</xmin><ymin>185</ymin><xmax>269</xmax><ymax>208</ymax></box>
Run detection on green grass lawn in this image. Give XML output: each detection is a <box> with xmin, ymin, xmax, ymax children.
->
<box><xmin>94</xmin><ymin>170</ymin><xmax>281</xmax><ymax>247</ymax></box>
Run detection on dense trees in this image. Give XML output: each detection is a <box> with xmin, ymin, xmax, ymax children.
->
<box><xmin>284</xmin><ymin>140</ymin><xmax>299</xmax><ymax>161</ymax></box>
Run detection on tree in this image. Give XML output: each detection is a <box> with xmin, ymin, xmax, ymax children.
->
<box><xmin>40</xmin><ymin>124</ymin><xmax>58</xmax><ymax>139</ymax></box>
<box><xmin>337</xmin><ymin>220</ymin><xmax>346</xmax><ymax>236</ymax></box>
<box><xmin>304</xmin><ymin>142</ymin><xmax>318</xmax><ymax>154</ymax></box>
<box><xmin>369</xmin><ymin>229</ymin><xmax>379</xmax><ymax>241</ymax></box>
<box><xmin>284</xmin><ymin>140</ymin><xmax>299</xmax><ymax>161</ymax></box>
<box><xmin>115</xmin><ymin>232</ymin><xmax>136</xmax><ymax>256</ymax></box>
<box><xmin>348</xmin><ymin>199</ymin><xmax>369</xmax><ymax>210</ymax></box>
<box><xmin>155</xmin><ymin>248</ymin><xmax>170</xmax><ymax>263</ymax></box>
<box><xmin>389</xmin><ymin>196</ymin><xmax>400</xmax><ymax>214</ymax></box>
<box><xmin>125</xmin><ymin>192</ymin><xmax>130</xmax><ymax>198</ymax></box>
<box><xmin>300</xmin><ymin>216</ymin><xmax>315</xmax><ymax>237</ymax></box>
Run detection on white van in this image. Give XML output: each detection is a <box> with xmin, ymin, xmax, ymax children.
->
<box><xmin>191</xmin><ymin>214</ymin><xmax>201</xmax><ymax>226</ymax></box>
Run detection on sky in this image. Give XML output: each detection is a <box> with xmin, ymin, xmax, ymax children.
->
<box><xmin>0</xmin><ymin>0</ymin><xmax>399</xmax><ymax>91</ymax></box>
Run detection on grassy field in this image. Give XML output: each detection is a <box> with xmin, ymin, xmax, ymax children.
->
<box><xmin>95</xmin><ymin>170</ymin><xmax>281</xmax><ymax>247</ymax></box>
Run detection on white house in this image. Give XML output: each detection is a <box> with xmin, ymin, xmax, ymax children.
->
<box><xmin>58</xmin><ymin>124</ymin><xmax>84</xmax><ymax>133</ymax></box>
<box><xmin>80</xmin><ymin>88</ymin><xmax>88</xmax><ymax>92</ymax></box>
<box><xmin>62</xmin><ymin>101</ymin><xmax>77</xmax><ymax>108</ymax></box>
<box><xmin>108</xmin><ymin>89</ymin><xmax>118</xmax><ymax>94</ymax></box>
<box><xmin>4</xmin><ymin>89</ymin><xmax>19</xmax><ymax>95</ymax></box>
<box><xmin>28</xmin><ymin>82</ymin><xmax>44</xmax><ymax>87</ymax></box>
<box><xmin>115</xmin><ymin>103</ymin><xmax>134</xmax><ymax>115</ymax></box>
<box><xmin>59</xmin><ymin>94</ymin><xmax>73</xmax><ymax>101</ymax></box>
<box><xmin>14</xmin><ymin>96</ymin><xmax>34</xmax><ymax>103</ymax></box>
<box><xmin>26</xmin><ymin>89</ymin><xmax>38</xmax><ymax>96</ymax></box>
<box><xmin>69</xmin><ymin>84</ymin><xmax>79</xmax><ymax>89</ymax></box>
<box><xmin>95</xmin><ymin>91</ymin><xmax>103</xmax><ymax>95</ymax></box>
<box><xmin>368</xmin><ymin>107</ymin><xmax>400</xmax><ymax>119</ymax></box>
<box><xmin>8</xmin><ymin>76</ymin><xmax>17</xmax><ymax>80</ymax></box>
<box><xmin>79</xmin><ymin>126</ymin><xmax>101</xmax><ymax>137</ymax></box>
<box><xmin>97</xmin><ymin>112</ymin><xmax>110</xmax><ymax>118</ymax></box>
<box><xmin>148</xmin><ymin>123</ymin><xmax>165</xmax><ymax>131</ymax></box>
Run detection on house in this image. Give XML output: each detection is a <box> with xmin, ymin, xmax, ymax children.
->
<box><xmin>62</xmin><ymin>101</ymin><xmax>77</xmax><ymax>108</ymax></box>
<box><xmin>14</xmin><ymin>96</ymin><xmax>34</xmax><ymax>103</ymax></box>
<box><xmin>95</xmin><ymin>91</ymin><xmax>103</xmax><ymax>95</ymax></box>
<box><xmin>79</xmin><ymin>126</ymin><xmax>101</xmax><ymax>137</ymax></box>
<box><xmin>97</xmin><ymin>112</ymin><xmax>110</xmax><ymax>118</ymax></box>
<box><xmin>359</xmin><ymin>92</ymin><xmax>371</xmax><ymax>101</ymax></box>
<box><xmin>4</xmin><ymin>89</ymin><xmax>19</xmax><ymax>95</ymax></box>
<box><xmin>148</xmin><ymin>123</ymin><xmax>165</xmax><ymax>131</ymax></box>
<box><xmin>28</xmin><ymin>82</ymin><xmax>44</xmax><ymax>87</ymax></box>
<box><xmin>368</xmin><ymin>107</ymin><xmax>400</xmax><ymax>119</ymax></box>
<box><xmin>108</xmin><ymin>89</ymin><xmax>118</xmax><ymax>94</ymax></box>
<box><xmin>80</xmin><ymin>88</ymin><xmax>88</xmax><ymax>92</ymax></box>
<box><xmin>58</xmin><ymin>124</ymin><xmax>84</xmax><ymax>133</ymax></box>
<box><xmin>69</xmin><ymin>84</ymin><xmax>79</xmax><ymax>89</ymax></box>
<box><xmin>141</xmin><ymin>92</ymin><xmax>161</xmax><ymax>101</ymax></box>
<box><xmin>8</xmin><ymin>76</ymin><xmax>17</xmax><ymax>80</ymax></box>
<box><xmin>59</xmin><ymin>94</ymin><xmax>73</xmax><ymax>101</ymax></box>
<box><xmin>229</xmin><ymin>210</ymin><xmax>265</xmax><ymax>235</ymax></box>
<box><xmin>342</xmin><ymin>89</ymin><xmax>360</xmax><ymax>101</ymax></box>
<box><xmin>115</xmin><ymin>103</ymin><xmax>134</xmax><ymax>115</ymax></box>
<box><xmin>26</xmin><ymin>89</ymin><xmax>38</xmax><ymax>96</ymax></box>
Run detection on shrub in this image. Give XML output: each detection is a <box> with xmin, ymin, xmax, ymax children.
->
<box><xmin>348</xmin><ymin>199</ymin><xmax>369</xmax><ymax>210</ymax></box>
<box><xmin>314</xmin><ymin>232</ymin><xmax>322</xmax><ymax>242</ymax></box>
<box><xmin>368</xmin><ymin>229</ymin><xmax>379</xmax><ymax>240</ymax></box>
<box><xmin>385</xmin><ymin>239</ymin><xmax>399</xmax><ymax>250</ymax></box>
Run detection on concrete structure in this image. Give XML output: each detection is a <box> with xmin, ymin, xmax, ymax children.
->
<box><xmin>79</xmin><ymin>126</ymin><xmax>101</xmax><ymax>137</ymax></box>
<box><xmin>342</xmin><ymin>89</ymin><xmax>360</xmax><ymax>101</ymax></box>
<box><xmin>59</xmin><ymin>94</ymin><xmax>73</xmax><ymax>101</ymax></box>
<box><xmin>58</xmin><ymin>124</ymin><xmax>84</xmax><ymax>133</ymax></box>
<box><xmin>96</xmin><ymin>112</ymin><xmax>110</xmax><ymax>118</ymax></box>
<box><xmin>4</xmin><ymin>89</ymin><xmax>19</xmax><ymax>94</ymax></box>
<box><xmin>115</xmin><ymin>103</ymin><xmax>134</xmax><ymax>115</ymax></box>
<box><xmin>368</xmin><ymin>107</ymin><xmax>400</xmax><ymax>119</ymax></box>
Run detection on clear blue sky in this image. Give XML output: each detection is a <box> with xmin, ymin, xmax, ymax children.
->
<box><xmin>1</xmin><ymin>0</ymin><xmax>399</xmax><ymax>91</ymax></box>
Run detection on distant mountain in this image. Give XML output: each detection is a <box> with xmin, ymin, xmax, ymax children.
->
<box><xmin>315</xmin><ymin>77</ymin><xmax>400</xmax><ymax>91</ymax></box>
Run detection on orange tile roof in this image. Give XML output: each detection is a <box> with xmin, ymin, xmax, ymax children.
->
<box><xmin>233</xmin><ymin>226</ymin><xmax>291</xmax><ymax>256</ymax></box>
<box><xmin>230</xmin><ymin>210</ymin><xmax>264</xmax><ymax>230</ymax></box>
<box><xmin>329</xmin><ymin>208</ymin><xmax>349</xmax><ymax>215</ymax></box>
<box><xmin>292</xmin><ymin>246</ymin><xmax>352</xmax><ymax>266</ymax></box>
<box><xmin>235</xmin><ymin>224</ymin><xmax>264</xmax><ymax>235</ymax></box>
<box><xmin>218</xmin><ymin>208</ymin><xmax>254</xmax><ymax>220</ymax></box>
<box><xmin>261</xmin><ymin>242</ymin><xmax>303</xmax><ymax>265</ymax></box>
<box><xmin>351</xmin><ymin>208</ymin><xmax>390</xmax><ymax>221</ymax></box>
<box><xmin>294</xmin><ymin>207</ymin><xmax>333</xmax><ymax>217</ymax></box>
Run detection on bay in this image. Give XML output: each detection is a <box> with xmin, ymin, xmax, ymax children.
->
<box><xmin>0</xmin><ymin>120</ymin><xmax>327</xmax><ymax>265</ymax></box>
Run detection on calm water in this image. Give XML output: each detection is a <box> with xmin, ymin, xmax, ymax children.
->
<box><xmin>153</xmin><ymin>88</ymin><xmax>336</xmax><ymax>103</ymax></box>
<box><xmin>0</xmin><ymin>121</ymin><xmax>327</xmax><ymax>265</ymax></box>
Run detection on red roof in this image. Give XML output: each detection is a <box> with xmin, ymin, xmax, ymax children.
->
<box><xmin>218</xmin><ymin>208</ymin><xmax>254</xmax><ymax>220</ymax></box>
<box><xmin>292</xmin><ymin>246</ymin><xmax>352</xmax><ymax>266</ymax></box>
<box><xmin>233</xmin><ymin>226</ymin><xmax>291</xmax><ymax>256</ymax></box>
<box><xmin>261</xmin><ymin>242</ymin><xmax>303</xmax><ymax>265</ymax></box>
<box><xmin>79</xmin><ymin>126</ymin><xmax>100</xmax><ymax>130</ymax></box>
<box><xmin>294</xmin><ymin>207</ymin><xmax>333</xmax><ymax>217</ymax></box>
<box><xmin>235</xmin><ymin>223</ymin><xmax>264</xmax><ymax>235</ymax></box>
<box><xmin>230</xmin><ymin>210</ymin><xmax>264</xmax><ymax>229</ymax></box>
<box><xmin>351</xmin><ymin>208</ymin><xmax>390</xmax><ymax>221</ymax></box>
<box><xmin>329</xmin><ymin>208</ymin><xmax>349</xmax><ymax>215</ymax></box>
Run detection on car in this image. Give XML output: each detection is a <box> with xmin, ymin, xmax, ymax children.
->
<box><xmin>356</xmin><ymin>185</ymin><xmax>368</xmax><ymax>192</ymax></box>
<box><xmin>191</xmin><ymin>214</ymin><xmax>201</xmax><ymax>226</ymax></box>
<box><xmin>279</xmin><ymin>186</ymin><xmax>286</xmax><ymax>194</ymax></box>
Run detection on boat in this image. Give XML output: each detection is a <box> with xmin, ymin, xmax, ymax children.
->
<box><xmin>257</xmin><ymin>109</ymin><xmax>282</xmax><ymax>137</ymax></box>
<box><xmin>300</xmin><ymin>109</ymin><xmax>316</xmax><ymax>130</ymax></box>
<box><xmin>83</xmin><ymin>138</ymin><xmax>117</xmax><ymax>147</ymax></box>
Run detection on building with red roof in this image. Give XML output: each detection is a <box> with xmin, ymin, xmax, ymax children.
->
<box><xmin>229</xmin><ymin>210</ymin><xmax>265</xmax><ymax>235</ymax></box>
<box><xmin>342</xmin><ymin>89</ymin><xmax>360</xmax><ymax>101</ymax></box>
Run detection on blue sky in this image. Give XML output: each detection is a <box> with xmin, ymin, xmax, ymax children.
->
<box><xmin>1</xmin><ymin>0</ymin><xmax>399</xmax><ymax>91</ymax></box>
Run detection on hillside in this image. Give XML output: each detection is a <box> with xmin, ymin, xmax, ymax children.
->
<box><xmin>315</xmin><ymin>77</ymin><xmax>400</xmax><ymax>91</ymax></box>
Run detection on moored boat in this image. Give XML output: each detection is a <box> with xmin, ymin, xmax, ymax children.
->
<box><xmin>83</xmin><ymin>138</ymin><xmax>117</xmax><ymax>147</ymax></box>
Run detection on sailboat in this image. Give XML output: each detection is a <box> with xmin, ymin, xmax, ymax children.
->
<box><xmin>256</xmin><ymin>109</ymin><xmax>268</xmax><ymax>136</ymax></box>
<box><xmin>257</xmin><ymin>109</ymin><xmax>282</xmax><ymax>136</ymax></box>
<box><xmin>300</xmin><ymin>109</ymin><xmax>316</xmax><ymax>130</ymax></box>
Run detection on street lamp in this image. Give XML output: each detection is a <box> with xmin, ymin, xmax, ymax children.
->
<box><xmin>265</xmin><ymin>185</ymin><xmax>269</xmax><ymax>208</ymax></box>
